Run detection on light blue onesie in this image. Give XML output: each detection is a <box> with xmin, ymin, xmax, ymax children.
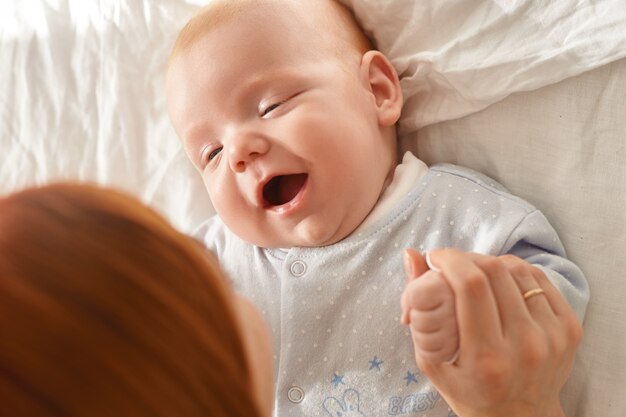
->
<box><xmin>195</xmin><ymin>161</ymin><xmax>589</xmax><ymax>417</ymax></box>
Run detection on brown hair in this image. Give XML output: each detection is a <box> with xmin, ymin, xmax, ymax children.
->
<box><xmin>169</xmin><ymin>0</ymin><xmax>373</xmax><ymax>66</ymax></box>
<box><xmin>0</xmin><ymin>183</ymin><xmax>263</xmax><ymax>417</ymax></box>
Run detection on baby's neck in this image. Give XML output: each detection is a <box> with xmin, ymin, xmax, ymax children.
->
<box><xmin>351</xmin><ymin>151</ymin><xmax>428</xmax><ymax>235</ymax></box>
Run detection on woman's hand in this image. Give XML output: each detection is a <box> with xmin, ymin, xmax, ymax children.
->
<box><xmin>402</xmin><ymin>248</ymin><xmax>583</xmax><ymax>417</ymax></box>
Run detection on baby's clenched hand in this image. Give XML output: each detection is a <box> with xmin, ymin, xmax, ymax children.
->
<box><xmin>401</xmin><ymin>249</ymin><xmax>459</xmax><ymax>364</ymax></box>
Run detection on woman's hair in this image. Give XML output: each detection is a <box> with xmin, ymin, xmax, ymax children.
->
<box><xmin>0</xmin><ymin>183</ymin><xmax>262</xmax><ymax>417</ymax></box>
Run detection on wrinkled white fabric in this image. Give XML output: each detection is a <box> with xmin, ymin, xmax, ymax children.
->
<box><xmin>0</xmin><ymin>0</ymin><xmax>212</xmax><ymax>231</ymax></box>
<box><xmin>342</xmin><ymin>0</ymin><xmax>626</xmax><ymax>131</ymax></box>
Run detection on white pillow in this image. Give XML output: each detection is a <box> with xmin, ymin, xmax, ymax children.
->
<box><xmin>342</xmin><ymin>0</ymin><xmax>626</xmax><ymax>132</ymax></box>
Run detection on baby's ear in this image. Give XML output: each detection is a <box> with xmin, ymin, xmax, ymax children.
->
<box><xmin>360</xmin><ymin>50</ymin><xmax>403</xmax><ymax>126</ymax></box>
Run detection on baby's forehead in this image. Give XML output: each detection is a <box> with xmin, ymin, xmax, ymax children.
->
<box><xmin>170</xmin><ymin>0</ymin><xmax>370</xmax><ymax>66</ymax></box>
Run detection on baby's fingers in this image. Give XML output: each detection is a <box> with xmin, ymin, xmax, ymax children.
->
<box><xmin>401</xmin><ymin>249</ymin><xmax>430</xmax><ymax>324</ymax></box>
<box><xmin>409</xmin><ymin>306</ymin><xmax>459</xmax><ymax>364</ymax></box>
<box><xmin>401</xmin><ymin>269</ymin><xmax>449</xmax><ymax>325</ymax></box>
<box><xmin>403</xmin><ymin>248</ymin><xmax>429</xmax><ymax>283</ymax></box>
<box><xmin>406</xmin><ymin>271</ymin><xmax>458</xmax><ymax>364</ymax></box>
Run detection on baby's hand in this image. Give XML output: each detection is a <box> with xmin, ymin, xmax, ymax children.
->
<box><xmin>401</xmin><ymin>249</ymin><xmax>459</xmax><ymax>364</ymax></box>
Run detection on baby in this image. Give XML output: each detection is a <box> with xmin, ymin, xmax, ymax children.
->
<box><xmin>166</xmin><ymin>1</ymin><xmax>589</xmax><ymax>416</ymax></box>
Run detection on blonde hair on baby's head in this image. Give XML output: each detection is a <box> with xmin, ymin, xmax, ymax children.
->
<box><xmin>169</xmin><ymin>0</ymin><xmax>373</xmax><ymax>67</ymax></box>
<box><xmin>169</xmin><ymin>0</ymin><xmax>246</xmax><ymax>64</ymax></box>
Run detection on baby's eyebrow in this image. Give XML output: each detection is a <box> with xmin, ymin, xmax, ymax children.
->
<box><xmin>182</xmin><ymin>69</ymin><xmax>304</xmax><ymax>145</ymax></box>
<box><xmin>182</xmin><ymin>120</ymin><xmax>218</xmax><ymax>152</ymax></box>
<box><xmin>237</xmin><ymin>67</ymin><xmax>305</xmax><ymax>98</ymax></box>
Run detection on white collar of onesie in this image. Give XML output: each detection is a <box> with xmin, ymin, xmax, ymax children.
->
<box><xmin>352</xmin><ymin>151</ymin><xmax>428</xmax><ymax>234</ymax></box>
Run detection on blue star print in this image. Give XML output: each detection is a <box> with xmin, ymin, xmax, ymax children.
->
<box><xmin>331</xmin><ymin>373</ymin><xmax>345</xmax><ymax>387</ymax></box>
<box><xmin>368</xmin><ymin>355</ymin><xmax>384</xmax><ymax>371</ymax></box>
<box><xmin>404</xmin><ymin>371</ymin><xmax>418</xmax><ymax>386</ymax></box>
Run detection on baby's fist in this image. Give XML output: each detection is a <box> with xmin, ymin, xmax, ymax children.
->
<box><xmin>401</xmin><ymin>250</ymin><xmax>459</xmax><ymax>364</ymax></box>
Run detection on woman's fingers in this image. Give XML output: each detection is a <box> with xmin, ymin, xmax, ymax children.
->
<box><xmin>524</xmin><ymin>265</ymin><xmax>584</xmax><ymax>360</ymax></box>
<box><xmin>426</xmin><ymin>249</ymin><xmax>503</xmax><ymax>347</ymax></box>
<box><xmin>530</xmin><ymin>266</ymin><xmax>577</xmax><ymax>319</ymax></box>
<box><xmin>471</xmin><ymin>256</ymin><xmax>534</xmax><ymax>328</ymax></box>
<box><xmin>497</xmin><ymin>255</ymin><xmax>559</xmax><ymax>322</ymax></box>
<box><xmin>499</xmin><ymin>256</ymin><xmax>584</xmax><ymax>406</ymax></box>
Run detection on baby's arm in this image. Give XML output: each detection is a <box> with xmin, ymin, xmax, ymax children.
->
<box><xmin>401</xmin><ymin>249</ymin><xmax>459</xmax><ymax>364</ymax></box>
<box><xmin>499</xmin><ymin>210</ymin><xmax>589</xmax><ymax>322</ymax></box>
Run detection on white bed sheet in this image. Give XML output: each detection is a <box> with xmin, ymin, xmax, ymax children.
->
<box><xmin>414</xmin><ymin>58</ymin><xmax>626</xmax><ymax>417</ymax></box>
<box><xmin>1</xmin><ymin>1</ymin><xmax>625</xmax><ymax>416</ymax></box>
<box><xmin>0</xmin><ymin>0</ymin><xmax>211</xmax><ymax>231</ymax></box>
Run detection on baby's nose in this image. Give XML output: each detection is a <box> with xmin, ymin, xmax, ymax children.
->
<box><xmin>227</xmin><ymin>133</ymin><xmax>270</xmax><ymax>173</ymax></box>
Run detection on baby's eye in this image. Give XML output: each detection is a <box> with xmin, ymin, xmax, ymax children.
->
<box><xmin>201</xmin><ymin>146</ymin><xmax>222</xmax><ymax>167</ymax></box>
<box><xmin>261</xmin><ymin>100</ymin><xmax>286</xmax><ymax>117</ymax></box>
<box><xmin>208</xmin><ymin>147</ymin><xmax>222</xmax><ymax>161</ymax></box>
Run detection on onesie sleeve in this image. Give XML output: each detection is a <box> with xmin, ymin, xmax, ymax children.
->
<box><xmin>500</xmin><ymin>210</ymin><xmax>589</xmax><ymax>322</ymax></box>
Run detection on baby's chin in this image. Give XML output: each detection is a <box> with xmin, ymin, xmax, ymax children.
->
<box><xmin>241</xmin><ymin>220</ymin><xmax>360</xmax><ymax>249</ymax></box>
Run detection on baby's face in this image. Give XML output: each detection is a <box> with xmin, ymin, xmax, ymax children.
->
<box><xmin>167</xmin><ymin>4</ymin><xmax>395</xmax><ymax>248</ymax></box>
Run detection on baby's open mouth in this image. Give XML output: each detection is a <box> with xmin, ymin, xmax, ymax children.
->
<box><xmin>262</xmin><ymin>174</ymin><xmax>308</xmax><ymax>208</ymax></box>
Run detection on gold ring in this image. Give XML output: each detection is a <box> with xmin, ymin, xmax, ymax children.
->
<box><xmin>523</xmin><ymin>288</ymin><xmax>545</xmax><ymax>300</ymax></box>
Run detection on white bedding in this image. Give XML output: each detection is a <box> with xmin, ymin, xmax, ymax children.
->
<box><xmin>415</xmin><ymin>58</ymin><xmax>626</xmax><ymax>417</ymax></box>
<box><xmin>1</xmin><ymin>1</ymin><xmax>625</xmax><ymax>416</ymax></box>
<box><xmin>344</xmin><ymin>0</ymin><xmax>626</xmax><ymax>131</ymax></box>
<box><xmin>0</xmin><ymin>0</ymin><xmax>212</xmax><ymax>231</ymax></box>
